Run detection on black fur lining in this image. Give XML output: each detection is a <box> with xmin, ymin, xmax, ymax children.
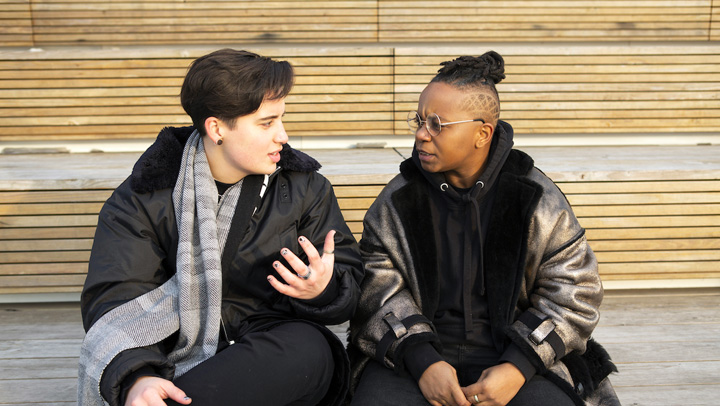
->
<box><xmin>563</xmin><ymin>338</ymin><xmax>618</xmax><ymax>398</ymax></box>
<box><xmin>129</xmin><ymin>126</ymin><xmax>321</xmax><ymax>194</ymax></box>
<box><xmin>391</xmin><ymin>172</ymin><xmax>440</xmax><ymax>318</ymax></box>
<box><xmin>484</xmin><ymin>150</ymin><xmax>541</xmax><ymax>351</ymax></box>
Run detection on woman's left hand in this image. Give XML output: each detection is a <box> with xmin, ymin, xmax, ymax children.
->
<box><xmin>267</xmin><ymin>230</ymin><xmax>336</xmax><ymax>300</ymax></box>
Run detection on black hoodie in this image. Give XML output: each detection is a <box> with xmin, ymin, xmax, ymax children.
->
<box><xmin>403</xmin><ymin>121</ymin><xmax>537</xmax><ymax>382</ymax></box>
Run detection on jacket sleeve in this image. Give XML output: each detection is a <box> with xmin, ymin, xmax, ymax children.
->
<box><xmin>349</xmin><ymin>181</ymin><xmax>441</xmax><ymax>374</ymax></box>
<box><xmin>288</xmin><ymin>173</ymin><xmax>364</xmax><ymax>325</ymax></box>
<box><xmin>80</xmin><ymin>180</ymin><xmax>176</xmax><ymax>404</ymax></box>
<box><xmin>505</xmin><ymin>170</ymin><xmax>603</xmax><ymax>374</ymax></box>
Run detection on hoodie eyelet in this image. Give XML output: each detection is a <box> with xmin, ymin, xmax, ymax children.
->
<box><xmin>440</xmin><ymin>183</ymin><xmax>449</xmax><ymax>191</ymax></box>
<box><xmin>476</xmin><ymin>180</ymin><xmax>485</xmax><ymax>188</ymax></box>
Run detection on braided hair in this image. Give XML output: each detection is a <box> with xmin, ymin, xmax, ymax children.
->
<box><xmin>431</xmin><ymin>51</ymin><xmax>505</xmax><ymax>124</ymax></box>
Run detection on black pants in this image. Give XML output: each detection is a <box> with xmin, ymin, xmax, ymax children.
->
<box><xmin>166</xmin><ymin>322</ymin><xmax>334</xmax><ymax>406</ymax></box>
<box><xmin>352</xmin><ymin>343</ymin><xmax>574</xmax><ymax>406</ymax></box>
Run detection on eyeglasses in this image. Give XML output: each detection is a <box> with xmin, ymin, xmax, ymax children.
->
<box><xmin>407</xmin><ymin>111</ymin><xmax>485</xmax><ymax>137</ymax></box>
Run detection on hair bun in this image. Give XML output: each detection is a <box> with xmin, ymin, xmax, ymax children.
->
<box><xmin>437</xmin><ymin>51</ymin><xmax>505</xmax><ymax>85</ymax></box>
<box><xmin>478</xmin><ymin>51</ymin><xmax>505</xmax><ymax>84</ymax></box>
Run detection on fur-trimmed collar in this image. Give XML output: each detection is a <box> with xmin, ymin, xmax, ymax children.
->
<box><xmin>130</xmin><ymin>126</ymin><xmax>321</xmax><ymax>194</ymax></box>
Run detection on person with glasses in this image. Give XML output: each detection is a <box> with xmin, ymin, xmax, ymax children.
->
<box><xmin>77</xmin><ymin>49</ymin><xmax>363</xmax><ymax>406</ymax></box>
<box><xmin>347</xmin><ymin>51</ymin><xmax>619</xmax><ymax>406</ymax></box>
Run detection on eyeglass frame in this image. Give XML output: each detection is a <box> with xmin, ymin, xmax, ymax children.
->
<box><xmin>407</xmin><ymin>111</ymin><xmax>485</xmax><ymax>137</ymax></box>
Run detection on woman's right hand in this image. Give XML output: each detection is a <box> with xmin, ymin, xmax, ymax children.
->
<box><xmin>418</xmin><ymin>361</ymin><xmax>472</xmax><ymax>406</ymax></box>
<box><xmin>125</xmin><ymin>376</ymin><xmax>191</xmax><ymax>406</ymax></box>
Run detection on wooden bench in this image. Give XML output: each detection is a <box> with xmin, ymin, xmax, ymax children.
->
<box><xmin>1</xmin><ymin>146</ymin><xmax>719</xmax><ymax>300</ymax></box>
<box><xmin>1</xmin><ymin>289</ymin><xmax>719</xmax><ymax>404</ymax></box>
<box><xmin>2</xmin><ymin>43</ymin><xmax>719</xmax><ymax>143</ymax></box>
<box><xmin>6</xmin><ymin>1</ymin><xmax>720</xmax><ymax>46</ymax></box>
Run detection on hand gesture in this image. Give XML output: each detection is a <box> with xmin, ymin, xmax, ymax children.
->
<box><xmin>267</xmin><ymin>230</ymin><xmax>336</xmax><ymax>300</ymax></box>
<box><xmin>125</xmin><ymin>376</ymin><xmax>191</xmax><ymax>406</ymax></box>
<box><xmin>418</xmin><ymin>361</ymin><xmax>471</xmax><ymax>406</ymax></box>
<box><xmin>461</xmin><ymin>363</ymin><xmax>525</xmax><ymax>406</ymax></box>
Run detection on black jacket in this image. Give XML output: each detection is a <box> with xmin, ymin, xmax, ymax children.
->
<box><xmin>81</xmin><ymin>126</ymin><xmax>363</xmax><ymax>406</ymax></box>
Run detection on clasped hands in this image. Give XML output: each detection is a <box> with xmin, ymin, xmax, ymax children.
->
<box><xmin>419</xmin><ymin>361</ymin><xmax>525</xmax><ymax>406</ymax></box>
<box><xmin>267</xmin><ymin>229</ymin><xmax>336</xmax><ymax>300</ymax></box>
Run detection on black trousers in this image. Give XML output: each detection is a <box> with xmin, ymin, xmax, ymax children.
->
<box><xmin>166</xmin><ymin>321</ymin><xmax>334</xmax><ymax>406</ymax></box>
<box><xmin>351</xmin><ymin>344</ymin><xmax>574</xmax><ymax>406</ymax></box>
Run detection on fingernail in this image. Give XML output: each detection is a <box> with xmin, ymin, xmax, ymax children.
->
<box><xmin>184</xmin><ymin>397</ymin><xmax>191</xmax><ymax>401</ymax></box>
<box><xmin>298</xmin><ymin>236</ymin><xmax>306</xmax><ymax>243</ymax></box>
<box><xmin>273</xmin><ymin>262</ymin><xmax>279</xmax><ymax>268</ymax></box>
<box><xmin>281</xmin><ymin>249</ymin><xmax>288</xmax><ymax>255</ymax></box>
<box><xmin>267</xmin><ymin>276</ymin><xmax>272</xmax><ymax>282</ymax></box>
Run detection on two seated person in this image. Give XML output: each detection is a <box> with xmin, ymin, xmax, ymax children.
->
<box><xmin>79</xmin><ymin>49</ymin><xmax>618</xmax><ymax>406</ymax></box>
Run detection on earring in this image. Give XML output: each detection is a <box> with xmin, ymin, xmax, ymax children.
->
<box><xmin>216</xmin><ymin>138</ymin><xmax>223</xmax><ymax>146</ymax></box>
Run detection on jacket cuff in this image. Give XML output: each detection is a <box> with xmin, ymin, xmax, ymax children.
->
<box><xmin>403</xmin><ymin>341</ymin><xmax>444</xmax><ymax>381</ymax></box>
<box><xmin>499</xmin><ymin>343</ymin><xmax>537</xmax><ymax>382</ymax></box>
<box><xmin>119</xmin><ymin>365</ymin><xmax>162</xmax><ymax>406</ymax></box>
<box><xmin>100</xmin><ymin>347</ymin><xmax>175</xmax><ymax>406</ymax></box>
<box><xmin>299</xmin><ymin>271</ymin><xmax>339</xmax><ymax>307</ymax></box>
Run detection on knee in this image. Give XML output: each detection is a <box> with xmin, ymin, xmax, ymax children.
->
<box><xmin>284</xmin><ymin>323</ymin><xmax>334</xmax><ymax>373</ymax></box>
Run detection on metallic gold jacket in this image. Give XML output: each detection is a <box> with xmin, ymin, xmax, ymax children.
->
<box><xmin>348</xmin><ymin>149</ymin><xmax>619</xmax><ymax>405</ymax></box>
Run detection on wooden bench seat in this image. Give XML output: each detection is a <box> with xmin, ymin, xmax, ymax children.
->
<box><xmin>1</xmin><ymin>146</ymin><xmax>719</xmax><ymax>299</ymax></box>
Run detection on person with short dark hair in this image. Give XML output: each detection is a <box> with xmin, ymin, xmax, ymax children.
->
<box><xmin>78</xmin><ymin>49</ymin><xmax>363</xmax><ymax>406</ymax></box>
<box><xmin>347</xmin><ymin>51</ymin><xmax>619</xmax><ymax>406</ymax></box>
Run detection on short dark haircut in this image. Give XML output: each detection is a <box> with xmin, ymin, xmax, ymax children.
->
<box><xmin>431</xmin><ymin>51</ymin><xmax>505</xmax><ymax>124</ymax></box>
<box><xmin>180</xmin><ymin>49</ymin><xmax>294</xmax><ymax>134</ymax></box>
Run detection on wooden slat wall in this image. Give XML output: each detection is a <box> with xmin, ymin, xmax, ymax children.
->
<box><xmin>561</xmin><ymin>180</ymin><xmax>720</xmax><ymax>281</ymax></box>
<box><xmin>2</xmin><ymin>43</ymin><xmax>719</xmax><ymax>141</ymax></box>
<box><xmin>0</xmin><ymin>185</ymin><xmax>383</xmax><ymax>295</ymax></box>
<box><xmin>8</xmin><ymin>1</ymin><xmax>718</xmax><ymax>46</ymax></box>
<box><xmin>0</xmin><ymin>189</ymin><xmax>108</xmax><ymax>294</ymax></box>
<box><xmin>379</xmin><ymin>0</ymin><xmax>714</xmax><ymax>42</ymax></box>
<box><xmin>0</xmin><ymin>46</ymin><xmax>394</xmax><ymax>141</ymax></box>
<box><xmin>394</xmin><ymin>44</ymin><xmax>720</xmax><ymax>136</ymax></box>
<box><xmin>0</xmin><ymin>0</ymin><xmax>33</xmax><ymax>46</ymax></box>
<box><xmin>2</xmin><ymin>155</ymin><xmax>720</xmax><ymax>294</ymax></box>
<box><xmin>29</xmin><ymin>1</ymin><xmax>378</xmax><ymax>45</ymax></box>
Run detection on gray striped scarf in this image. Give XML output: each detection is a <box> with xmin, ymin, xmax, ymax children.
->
<box><xmin>78</xmin><ymin>130</ymin><xmax>242</xmax><ymax>405</ymax></box>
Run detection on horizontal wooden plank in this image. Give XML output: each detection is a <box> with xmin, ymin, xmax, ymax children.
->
<box><xmin>586</xmin><ymin>227</ymin><xmax>720</xmax><ymax>239</ymax></box>
<box><xmin>580</xmin><ymin>215</ymin><xmax>720</xmax><ymax>228</ymax></box>
<box><xmin>590</xmin><ymin>238</ymin><xmax>720</xmax><ymax>252</ymax></box>
<box><xmin>569</xmin><ymin>192</ymin><xmax>720</xmax><ymax>205</ymax></box>
<box><xmin>574</xmin><ymin>204</ymin><xmax>720</xmax><ymax>217</ymax></box>
<box><xmin>0</xmin><ymin>215</ymin><xmax>99</xmax><ymax>228</ymax></box>
<box><xmin>0</xmin><ymin>227</ymin><xmax>96</xmax><ymax>240</ymax></box>
<box><xmin>0</xmin><ymin>190</ymin><xmax>113</xmax><ymax>204</ymax></box>
<box><xmin>0</xmin><ymin>262</ymin><xmax>89</xmax><ymax>276</ymax></box>
<box><xmin>0</xmin><ymin>274</ymin><xmax>87</xmax><ymax>289</ymax></box>
<box><xmin>558</xmin><ymin>180</ymin><xmax>720</xmax><ymax>194</ymax></box>
<box><xmin>1</xmin><ymin>251</ymin><xmax>90</xmax><ymax>264</ymax></box>
<box><xmin>0</xmin><ymin>378</ymin><xmax>77</xmax><ymax>404</ymax></box>
<box><xmin>0</xmin><ymin>202</ymin><xmax>103</xmax><ymax>216</ymax></box>
<box><xmin>598</xmin><ymin>261</ymin><xmax>720</xmax><ymax>277</ymax></box>
<box><xmin>0</xmin><ymin>239</ymin><xmax>93</xmax><ymax>252</ymax></box>
<box><xmin>597</xmin><ymin>250</ymin><xmax>720</xmax><ymax>263</ymax></box>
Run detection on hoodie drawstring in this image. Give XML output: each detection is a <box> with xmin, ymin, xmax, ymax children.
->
<box><xmin>460</xmin><ymin>184</ymin><xmax>485</xmax><ymax>335</ymax></box>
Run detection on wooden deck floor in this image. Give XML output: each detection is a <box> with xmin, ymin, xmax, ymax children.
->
<box><xmin>0</xmin><ymin>288</ymin><xmax>718</xmax><ymax>405</ymax></box>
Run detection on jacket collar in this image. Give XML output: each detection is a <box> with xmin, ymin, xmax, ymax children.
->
<box><xmin>130</xmin><ymin>126</ymin><xmax>321</xmax><ymax>194</ymax></box>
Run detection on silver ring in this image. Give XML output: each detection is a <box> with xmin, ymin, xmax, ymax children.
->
<box><xmin>473</xmin><ymin>394</ymin><xmax>480</xmax><ymax>403</ymax></box>
<box><xmin>325</xmin><ymin>249</ymin><xmax>334</xmax><ymax>255</ymax></box>
<box><xmin>299</xmin><ymin>266</ymin><xmax>312</xmax><ymax>280</ymax></box>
